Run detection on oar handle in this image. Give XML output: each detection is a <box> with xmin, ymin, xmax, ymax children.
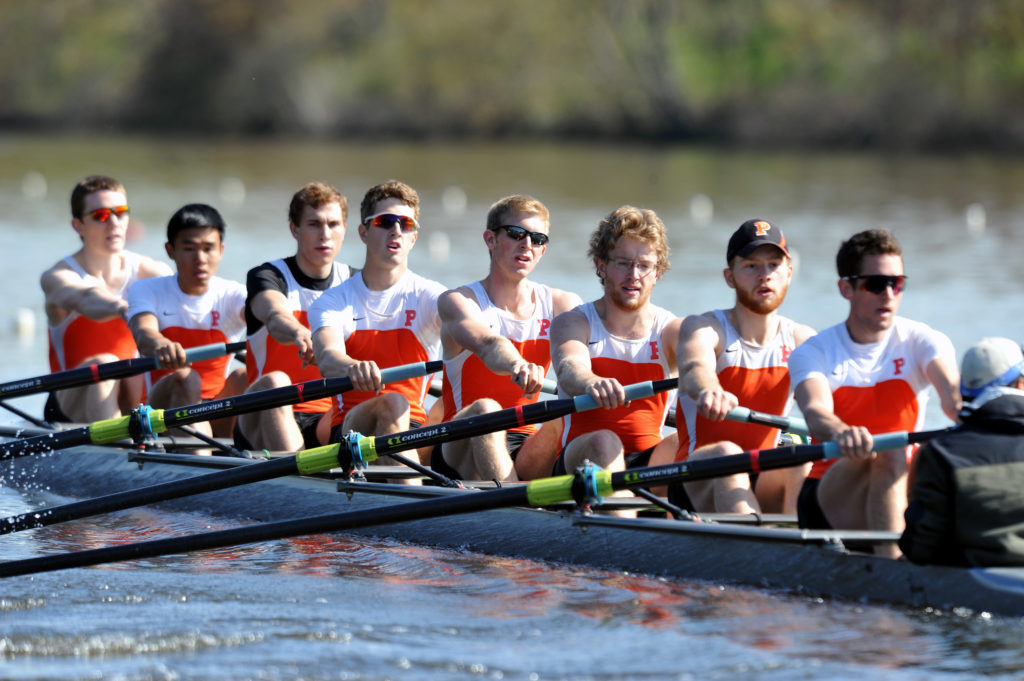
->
<box><xmin>380</xmin><ymin>361</ymin><xmax>440</xmax><ymax>384</ymax></box>
<box><xmin>725</xmin><ymin>407</ymin><xmax>811</xmax><ymax>438</ymax></box>
<box><xmin>570</xmin><ymin>377</ymin><xmax>677</xmax><ymax>411</ymax></box>
<box><xmin>821</xmin><ymin>430</ymin><xmax>911</xmax><ymax>459</ymax></box>
<box><xmin>159</xmin><ymin>341</ymin><xmax>246</xmax><ymax>369</ymax></box>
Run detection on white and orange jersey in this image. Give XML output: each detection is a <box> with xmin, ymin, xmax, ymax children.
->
<box><xmin>127</xmin><ymin>275</ymin><xmax>246</xmax><ymax>399</ymax></box>
<box><xmin>48</xmin><ymin>253</ymin><xmax>142</xmax><ymax>373</ymax></box>
<box><xmin>560</xmin><ymin>302</ymin><xmax>677</xmax><ymax>454</ymax></box>
<box><xmin>442</xmin><ymin>281</ymin><xmax>554</xmax><ymax>433</ymax></box>
<box><xmin>308</xmin><ymin>270</ymin><xmax>445</xmax><ymax>426</ymax></box>
<box><xmin>676</xmin><ymin>310</ymin><xmax>797</xmax><ymax>458</ymax></box>
<box><xmin>245</xmin><ymin>259</ymin><xmax>350</xmax><ymax>413</ymax></box>
<box><xmin>788</xmin><ymin>316</ymin><xmax>955</xmax><ymax>479</ymax></box>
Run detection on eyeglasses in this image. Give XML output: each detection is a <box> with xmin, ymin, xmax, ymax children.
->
<box><xmin>490</xmin><ymin>224</ymin><xmax>550</xmax><ymax>246</ymax></box>
<box><xmin>364</xmin><ymin>212</ymin><xmax>419</xmax><ymax>232</ymax></box>
<box><xmin>842</xmin><ymin>274</ymin><xmax>907</xmax><ymax>295</ymax></box>
<box><xmin>86</xmin><ymin>205</ymin><xmax>130</xmax><ymax>223</ymax></box>
<box><xmin>608</xmin><ymin>258</ymin><xmax>658</xmax><ymax>277</ymax></box>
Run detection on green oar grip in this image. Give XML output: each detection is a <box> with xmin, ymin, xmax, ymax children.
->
<box><xmin>821</xmin><ymin>431</ymin><xmax>909</xmax><ymax>459</ymax></box>
<box><xmin>525</xmin><ymin>470</ymin><xmax>614</xmax><ymax>507</ymax></box>
<box><xmin>295</xmin><ymin>444</ymin><xmax>344</xmax><ymax>475</ymax></box>
<box><xmin>87</xmin><ymin>415</ymin><xmax>133</xmax><ymax>444</ymax></box>
<box><xmin>380</xmin><ymin>362</ymin><xmax>437</xmax><ymax>384</ymax></box>
<box><xmin>571</xmin><ymin>381</ymin><xmax>658</xmax><ymax>412</ymax></box>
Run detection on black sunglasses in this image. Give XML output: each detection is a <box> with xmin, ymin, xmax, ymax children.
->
<box><xmin>490</xmin><ymin>224</ymin><xmax>550</xmax><ymax>246</ymax></box>
<box><xmin>842</xmin><ymin>274</ymin><xmax>907</xmax><ymax>295</ymax></box>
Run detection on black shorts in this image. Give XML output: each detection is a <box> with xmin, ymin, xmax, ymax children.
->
<box><xmin>551</xmin><ymin>444</ymin><xmax>656</xmax><ymax>476</ymax></box>
<box><xmin>233</xmin><ymin>410</ymin><xmax>325</xmax><ymax>452</ymax></box>
<box><xmin>429</xmin><ymin>430</ymin><xmax>531</xmax><ymax>480</ymax></box>
<box><xmin>797</xmin><ymin>477</ymin><xmax>832</xmax><ymax>529</ymax></box>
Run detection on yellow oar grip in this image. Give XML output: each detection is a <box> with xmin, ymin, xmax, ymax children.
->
<box><xmin>525</xmin><ymin>470</ymin><xmax>614</xmax><ymax>507</ymax></box>
<box><xmin>295</xmin><ymin>444</ymin><xmax>343</xmax><ymax>475</ymax></box>
<box><xmin>357</xmin><ymin>435</ymin><xmax>377</xmax><ymax>464</ymax></box>
<box><xmin>88</xmin><ymin>415</ymin><xmax>132</xmax><ymax>444</ymax></box>
<box><xmin>87</xmin><ymin>409</ymin><xmax>167</xmax><ymax>444</ymax></box>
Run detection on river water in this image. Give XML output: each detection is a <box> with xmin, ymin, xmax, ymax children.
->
<box><xmin>1</xmin><ymin>134</ymin><xmax>1023</xmax><ymax>679</ymax></box>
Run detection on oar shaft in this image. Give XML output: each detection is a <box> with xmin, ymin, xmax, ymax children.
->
<box><xmin>0</xmin><ymin>360</ymin><xmax>442</xmax><ymax>461</ymax></box>
<box><xmin>0</xmin><ymin>485</ymin><xmax>529</xmax><ymax>578</ymax></box>
<box><xmin>725</xmin><ymin>407</ymin><xmax>810</xmax><ymax>438</ymax></box>
<box><xmin>0</xmin><ymin>456</ymin><xmax>300</xmax><ymax>535</ymax></box>
<box><xmin>0</xmin><ymin>341</ymin><xmax>245</xmax><ymax>399</ymax></box>
<box><xmin>355</xmin><ymin>377</ymin><xmax>678</xmax><ymax>462</ymax></box>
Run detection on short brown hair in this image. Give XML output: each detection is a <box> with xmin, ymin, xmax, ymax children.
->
<box><xmin>836</xmin><ymin>229</ymin><xmax>902</xmax><ymax>278</ymax></box>
<box><xmin>587</xmin><ymin>205</ymin><xmax>671</xmax><ymax>277</ymax></box>
<box><xmin>288</xmin><ymin>182</ymin><xmax>347</xmax><ymax>226</ymax></box>
<box><xmin>486</xmin><ymin>195</ymin><xmax>549</xmax><ymax>231</ymax></box>
<box><xmin>71</xmin><ymin>175</ymin><xmax>125</xmax><ymax>219</ymax></box>
<box><xmin>360</xmin><ymin>180</ymin><xmax>420</xmax><ymax>223</ymax></box>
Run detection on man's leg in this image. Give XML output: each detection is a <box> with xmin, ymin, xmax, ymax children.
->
<box><xmin>440</xmin><ymin>398</ymin><xmax>512</xmax><ymax>481</ymax></box>
<box><xmin>236</xmin><ymin>371</ymin><xmax>304</xmax><ymax>452</ymax></box>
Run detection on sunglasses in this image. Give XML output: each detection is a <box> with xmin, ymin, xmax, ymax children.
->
<box><xmin>843</xmin><ymin>274</ymin><xmax>907</xmax><ymax>295</ymax></box>
<box><xmin>364</xmin><ymin>212</ymin><xmax>419</xmax><ymax>232</ymax></box>
<box><xmin>87</xmin><ymin>205</ymin><xmax>130</xmax><ymax>222</ymax></box>
<box><xmin>490</xmin><ymin>224</ymin><xmax>550</xmax><ymax>246</ymax></box>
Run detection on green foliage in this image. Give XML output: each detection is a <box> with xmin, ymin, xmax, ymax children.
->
<box><xmin>0</xmin><ymin>0</ymin><xmax>1022</xmax><ymax>149</ymax></box>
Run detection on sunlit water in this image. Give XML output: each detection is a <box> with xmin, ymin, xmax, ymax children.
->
<box><xmin>1</xmin><ymin>135</ymin><xmax>1023</xmax><ymax>679</ymax></box>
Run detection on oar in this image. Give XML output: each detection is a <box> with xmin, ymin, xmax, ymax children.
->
<box><xmin>0</xmin><ymin>360</ymin><xmax>442</xmax><ymax>461</ymax></box>
<box><xmin>0</xmin><ymin>377</ymin><xmax>677</xmax><ymax>536</ymax></box>
<box><xmin>0</xmin><ymin>425</ymin><xmax>946</xmax><ymax>577</ymax></box>
<box><xmin>0</xmin><ymin>341</ymin><xmax>246</xmax><ymax>400</ymax></box>
<box><xmin>724</xmin><ymin>407</ymin><xmax>810</xmax><ymax>438</ymax></box>
<box><xmin>428</xmin><ymin>376</ymin><xmax>558</xmax><ymax>397</ymax></box>
<box><xmin>345</xmin><ymin>377</ymin><xmax>678</xmax><ymax>465</ymax></box>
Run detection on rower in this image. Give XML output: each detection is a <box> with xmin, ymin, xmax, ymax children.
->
<box><xmin>670</xmin><ymin>220</ymin><xmax>816</xmax><ymax>515</ymax></box>
<box><xmin>126</xmin><ymin>204</ymin><xmax>247</xmax><ymax>437</ymax></box>
<box><xmin>431</xmin><ymin>195</ymin><xmax>582</xmax><ymax>482</ymax></box>
<box><xmin>788</xmin><ymin>229</ymin><xmax>960</xmax><ymax>557</ymax></box>
<box><xmin>901</xmin><ymin>336</ymin><xmax>1024</xmax><ymax>566</ymax></box>
<box><xmin>549</xmin><ymin>205</ymin><xmax>680</xmax><ymax>509</ymax></box>
<box><xmin>309</xmin><ymin>180</ymin><xmax>446</xmax><ymax>478</ymax></box>
<box><xmin>41</xmin><ymin>175</ymin><xmax>172</xmax><ymax>423</ymax></box>
<box><xmin>235</xmin><ymin>182</ymin><xmax>353</xmax><ymax>452</ymax></box>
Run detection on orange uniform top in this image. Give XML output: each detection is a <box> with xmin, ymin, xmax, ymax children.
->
<box><xmin>48</xmin><ymin>253</ymin><xmax>142</xmax><ymax>372</ymax></box>
<box><xmin>244</xmin><ymin>258</ymin><xmax>351</xmax><ymax>413</ymax></box>
<box><xmin>676</xmin><ymin>310</ymin><xmax>797</xmax><ymax>459</ymax></box>
<box><xmin>788</xmin><ymin>317</ymin><xmax>956</xmax><ymax>479</ymax></box>
<box><xmin>442</xmin><ymin>281</ymin><xmax>554</xmax><ymax>434</ymax></box>
<box><xmin>560</xmin><ymin>302</ymin><xmax>676</xmax><ymax>454</ymax></box>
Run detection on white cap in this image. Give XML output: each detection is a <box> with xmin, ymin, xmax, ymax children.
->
<box><xmin>960</xmin><ymin>337</ymin><xmax>1024</xmax><ymax>398</ymax></box>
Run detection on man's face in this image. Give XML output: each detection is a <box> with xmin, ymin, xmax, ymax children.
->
<box><xmin>166</xmin><ymin>226</ymin><xmax>224</xmax><ymax>293</ymax></box>
<box><xmin>292</xmin><ymin>202</ymin><xmax>345</xmax><ymax>272</ymax></box>
<box><xmin>485</xmin><ymin>212</ymin><xmax>548</xmax><ymax>278</ymax></box>
<box><xmin>358</xmin><ymin>198</ymin><xmax>418</xmax><ymax>265</ymax></box>
<box><xmin>725</xmin><ymin>244</ymin><xmax>792</xmax><ymax>315</ymax></box>
<box><xmin>841</xmin><ymin>253</ymin><xmax>905</xmax><ymax>335</ymax></box>
<box><xmin>74</xmin><ymin>189</ymin><xmax>129</xmax><ymax>254</ymax></box>
<box><xmin>597</xmin><ymin>236</ymin><xmax>660</xmax><ymax>312</ymax></box>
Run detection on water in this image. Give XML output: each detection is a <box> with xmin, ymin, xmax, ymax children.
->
<box><xmin>1</xmin><ymin>134</ymin><xmax>1024</xmax><ymax>679</ymax></box>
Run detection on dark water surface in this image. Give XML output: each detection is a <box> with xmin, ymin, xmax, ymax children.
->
<box><xmin>1</xmin><ymin>135</ymin><xmax>1024</xmax><ymax>679</ymax></box>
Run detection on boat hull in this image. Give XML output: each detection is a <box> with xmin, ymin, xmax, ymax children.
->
<box><xmin>4</xmin><ymin>445</ymin><xmax>1024</xmax><ymax>616</ymax></box>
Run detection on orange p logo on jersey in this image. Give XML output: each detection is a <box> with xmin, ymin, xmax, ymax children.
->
<box><xmin>753</xmin><ymin>221</ymin><xmax>772</xmax><ymax>236</ymax></box>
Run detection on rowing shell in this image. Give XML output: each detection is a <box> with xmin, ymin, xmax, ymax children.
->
<box><xmin>4</xmin><ymin>442</ymin><xmax>1024</xmax><ymax>616</ymax></box>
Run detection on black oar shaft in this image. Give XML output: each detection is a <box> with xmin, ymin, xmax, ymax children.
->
<box><xmin>0</xmin><ymin>456</ymin><xmax>299</xmax><ymax>535</ymax></box>
<box><xmin>0</xmin><ymin>342</ymin><xmax>245</xmax><ymax>399</ymax></box>
<box><xmin>359</xmin><ymin>377</ymin><xmax>679</xmax><ymax>460</ymax></box>
<box><xmin>0</xmin><ymin>486</ymin><xmax>529</xmax><ymax>578</ymax></box>
<box><xmin>0</xmin><ymin>361</ymin><xmax>442</xmax><ymax>461</ymax></box>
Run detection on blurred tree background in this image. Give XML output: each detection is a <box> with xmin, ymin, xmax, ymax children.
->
<box><xmin>2</xmin><ymin>0</ymin><xmax>1023</xmax><ymax>150</ymax></box>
